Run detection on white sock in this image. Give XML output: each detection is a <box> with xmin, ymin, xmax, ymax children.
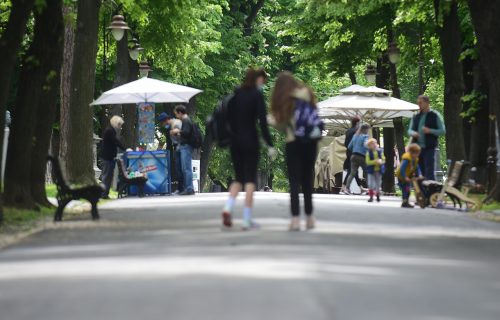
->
<box><xmin>223</xmin><ymin>197</ymin><xmax>235</xmax><ymax>213</ymax></box>
<box><xmin>243</xmin><ymin>207</ymin><xmax>252</xmax><ymax>221</ymax></box>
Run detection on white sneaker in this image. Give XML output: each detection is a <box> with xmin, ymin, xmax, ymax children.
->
<box><xmin>242</xmin><ymin>219</ymin><xmax>260</xmax><ymax>231</ymax></box>
<box><xmin>306</xmin><ymin>216</ymin><xmax>315</xmax><ymax>230</ymax></box>
<box><xmin>289</xmin><ymin>217</ymin><xmax>300</xmax><ymax>231</ymax></box>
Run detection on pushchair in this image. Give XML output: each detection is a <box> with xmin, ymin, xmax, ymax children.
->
<box><xmin>418</xmin><ymin>160</ymin><xmax>478</xmax><ymax>210</ymax></box>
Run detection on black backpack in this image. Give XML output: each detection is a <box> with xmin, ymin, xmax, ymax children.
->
<box><xmin>189</xmin><ymin>121</ymin><xmax>203</xmax><ymax>149</ymax></box>
<box><xmin>206</xmin><ymin>93</ymin><xmax>234</xmax><ymax>148</ymax></box>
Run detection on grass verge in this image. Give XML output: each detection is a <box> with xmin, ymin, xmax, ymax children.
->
<box><xmin>0</xmin><ymin>207</ymin><xmax>53</xmax><ymax>234</ymax></box>
<box><xmin>45</xmin><ymin>184</ymin><xmax>118</xmax><ymax>199</ymax></box>
<box><xmin>45</xmin><ymin>184</ymin><xmax>57</xmax><ymax>198</ymax></box>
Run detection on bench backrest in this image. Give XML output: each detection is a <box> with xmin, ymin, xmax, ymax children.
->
<box><xmin>47</xmin><ymin>156</ymin><xmax>71</xmax><ymax>194</ymax></box>
<box><xmin>447</xmin><ymin>161</ymin><xmax>471</xmax><ymax>189</ymax></box>
<box><xmin>447</xmin><ymin>161</ymin><xmax>462</xmax><ymax>187</ymax></box>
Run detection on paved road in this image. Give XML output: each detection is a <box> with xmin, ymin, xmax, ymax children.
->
<box><xmin>1</xmin><ymin>192</ymin><xmax>500</xmax><ymax>320</ymax></box>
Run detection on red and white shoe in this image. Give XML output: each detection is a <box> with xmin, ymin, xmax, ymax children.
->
<box><xmin>222</xmin><ymin>212</ymin><xmax>232</xmax><ymax>227</ymax></box>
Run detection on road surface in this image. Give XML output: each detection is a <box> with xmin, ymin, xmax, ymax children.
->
<box><xmin>1</xmin><ymin>192</ymin><xmax>500</xmax><ymax>320</ymax></box>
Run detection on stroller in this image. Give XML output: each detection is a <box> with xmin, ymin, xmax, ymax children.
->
<box><xmin>417</xmin><ymin>161</ymin><xmax>478</xmax><ymax>210</ymax></box>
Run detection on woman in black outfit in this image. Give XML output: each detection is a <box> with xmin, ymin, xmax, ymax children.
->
<box><xmin>270</xmin><ymin>72</ymin><xmax>321</xmax><ymax>231</ymax></box>
<box><xmin>222</xmin><ymin>68</ymin><xmax>274</xmax><ymax>230</ymax></box>
<box><xmin>101</xmin><ymin>116</ymin><xmax>126</xmax><ymax>199</ymax></box>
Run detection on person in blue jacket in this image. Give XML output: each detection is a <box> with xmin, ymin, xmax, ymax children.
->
<box><xmin>345</xmin><ymin>123</ymin><xmax>370</xmax><ymax>194</ymax></box>
<box><xmin>408</xmin><ymin>95</ymin><xmax>445</xmax><ymax>180</ymax></box>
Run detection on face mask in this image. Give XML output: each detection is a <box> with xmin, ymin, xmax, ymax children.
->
<box><xmin>258</xmin><ymin>84</ymin><xmax>266</xmax><ymax>92</ymax></box>
<box><xmin>164</xmin><ymin>124</ymin><xmax>171</xmax><ymax>130</ymax></box>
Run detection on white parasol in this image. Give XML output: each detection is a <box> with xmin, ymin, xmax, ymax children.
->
<box><xmin>91</xmin><ymin>77</ymin><xmax>202</xmax><ymax>105</ymax></box>
<box><xmin>318</xmin><ymin>85</ymin><xmax>418</xmax><ymax>130</ymax></box>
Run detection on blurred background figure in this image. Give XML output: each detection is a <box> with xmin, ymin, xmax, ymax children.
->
<box><xmin>344</xmin><ymin>123</ymin><xmax>370</xmax><ymax>195</ymax></box>
<box><xmin>271</xmin><ymin>72</ymin><xmax>323</xmax><ymax>231</ymax></box>
<box><xmin>101</xmin><ymin>115</ymin><xmax>126</xmax><ymax>199</ymax></box>
<box><xmin>221</xmin><ymin>67</ymin><xmax>274</xmax><ymax>230</ymax></box>
<box><xmin>408</xmin><ymin>95</ymin><xmax>446</xmax><ymax>180</ymax></box>
<box><xmin>158</xmin><ymin>112</ymin><xmax>184</xmax><ymax>195</ymax></box>
<box><xmin>365</xmin><ymin>138</ymin><xmax>385</xmax><ymax>202</ymax></box>
<box><xmin>342</xmin><ymin>116</ymin><xmax>362</xmax><ymax>194</ymax></box>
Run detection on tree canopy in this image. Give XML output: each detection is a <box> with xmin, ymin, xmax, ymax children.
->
<box><xmin>1</xmin><ymin>0</ymin><xmax>499</xmax><ymax>215</ymax></box>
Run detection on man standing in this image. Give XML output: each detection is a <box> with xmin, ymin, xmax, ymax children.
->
<box><xmin>171</xmin><ymin>105</ymin><xmax>195</xmax><ymax>195</ymax></box>
<box><xmin>101</xmin><ymin>115</ymin><xmax>126</xmax><ymax>199</ymax></box>
<box><xmin>342</xmin><ymin>116</ymin><xmax>363</xmax><ymax>194</ymax></box>
<box><xmin>408</xmin><ymin>95</ymin><xmax>446</xmax><ymax>180</ymax></box>
<box><xmin>158</xmin><ymin>112</ymin><xmax>184</xmax><ymax>194</ymax></box>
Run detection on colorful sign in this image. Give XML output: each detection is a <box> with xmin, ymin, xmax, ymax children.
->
<box><xmin>137</xmin><ymin>102</ymin><xmax>155</xmax><ymax>144</ymax></box>
<box><xmin>125</xmin><ymin>151</ymin><xmax>171</xmax><ymax>195</ymax></box>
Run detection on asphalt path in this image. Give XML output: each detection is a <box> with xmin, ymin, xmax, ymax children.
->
<box><xmin>1</xmin><ymin>192</ymin><xmax>500</xmax><ymax>320</ymax></box>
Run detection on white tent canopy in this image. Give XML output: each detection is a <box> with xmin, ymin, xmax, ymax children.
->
<box><xmin>91</xmin><ymin>77</ymin><xmax>202</xmax><ymax>105</ymax></box>
<box><xmin>318</xmin><ymin>85</ymin><xmax>418</xmax><ymax>130</ymax></box>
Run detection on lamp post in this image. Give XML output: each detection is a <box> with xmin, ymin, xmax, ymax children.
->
<box><xmin>128</xmin><ymin>38</ymin><xmax>144</xmax><ymax>61</ymax></box>
<box><xmin>139</xmin><ymin>61</ymin><xmax>152</xmax><ymax>78</ymax></box>
<box><xmin>387</xmin><ymin>41</ymin><xmax>401</xmax><ymax>65</ymax></box>
<box><xmin>386</xmin><ymin>39</ymin><xmax>405</xmax><ymax>174</ymax></box>
<box><xmin>364</xmin><ymin>65</ymin><xmax>377</xmax><ymax>83</ymax></box>
<box><xmin>108</xmin><ymin>15</ymin><xmax>130</xmax><ymax>41</ymax></box>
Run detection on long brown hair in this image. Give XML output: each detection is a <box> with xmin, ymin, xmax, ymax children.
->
<box><xmin>271</xmin><ymin>71</ymin><xmax>300</xmax><ymax>125</ymax></box>
<box><xmin>306</xmin><ymin>85</ymin><xmax>318</xmax><ymax>109</ymax></box>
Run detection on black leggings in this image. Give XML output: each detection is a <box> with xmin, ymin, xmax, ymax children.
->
<box><xmin>286</xmin><ymin>141</ymin><xmax>318</xmax><ymax>217</ymax></box>
<box><xmin>343</xmin><ymin>151</ymin><xmax>362</xmax><ymax>186</ymax></box>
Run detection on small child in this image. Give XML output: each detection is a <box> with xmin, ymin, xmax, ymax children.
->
<box><xmin>365</xmin><ymin>138</ymin><xmax>385</xmax><ymax>202</ymax></box>
<box><xmin>396</xmin><ymin>143</ymin><xmax>424</xmax><ymax>208</ymax></box>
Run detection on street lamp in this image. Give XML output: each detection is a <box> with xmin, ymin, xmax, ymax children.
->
<box><xmin>387</xmin><ymin>42</ymin><xmax>401</xmax><ymax>64</ymax></box>
<box><xmin>364</xmin><ymin>65</ymin><xmax>376</xmax><ymax>83</ymax></box>
<box><xmin>108</xmin><ymin>15</ymin><xmax>130</xmax><ymax>41</ymax></box>
<box><xmin>139</xmin><ymin>61</ymin><xmax>152</xmax><ymax>77</ymax></box>
<box><xmin>128</xmin><ymin>38</ymin><xmax>144</xmax><ymax>61</ymax></box>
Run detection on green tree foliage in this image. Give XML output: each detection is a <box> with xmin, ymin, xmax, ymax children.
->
<box><xmin>94</xmin><ymin>0</ymin><xmax>464</xmax><ymax>187</ymax></box>
<box><xmin>1</xmin><ymin>0</ymin><xmax>492</xmax><ymax>200</ymax></box>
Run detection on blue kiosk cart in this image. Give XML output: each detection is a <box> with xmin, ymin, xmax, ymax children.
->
<box><xmin>123</xmin><ymin>150</ymin><xmax>171</xmax><ymax>195</ymax></box>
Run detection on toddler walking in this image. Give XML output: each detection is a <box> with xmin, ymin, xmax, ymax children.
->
<box><xmin>365</xmin><ymin>138</ymin><xmax>385</xmax><ymax>202</ymax></box>
<box><xmin>396</xmin><ymin>143</ymin><xmax>423</xmax><ymax>208</ymax></box>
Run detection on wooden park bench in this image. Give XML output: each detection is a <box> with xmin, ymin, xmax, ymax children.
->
<box><xmin>428</xmin><ymin>160</ymin><xmax>478</xmax><ymax>210</ymax></box>
<box><xmin>47</xmin><ymin>156</ymin><xmax>104</xmax><ymax>221</ymax></box>
<box><xmin>116</xmin><ymin>158</ymin><xmax>147</xmax><ymax>198</ymax></box>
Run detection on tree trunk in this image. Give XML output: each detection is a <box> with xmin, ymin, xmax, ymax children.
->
<box><xmin>468</xmin><ymin>62</ymin><xmax>489</xmax><ymax>185</ymax></box>
<box><xmin>348</xmin><ymin>69</ymin><xmax>357</xmax><ymax>85</ymax></box>
<box><xmin>0</xmin><ymin>0</ymin><xmax>35</xmax><ymax>221</ymax></box>
<box><xmin>418</xmin><ymin>30</ymin><xmax>425</xmax><ymax>95</ymax></box>
<box><xmin>387</xmin><ymin>28</ymin><xmax>405</xmax><ymax>159</ymax></box>
<box><xmin>461</xmin><ymin>54</ymin><xmax>474</xmax><ymax>161</ymax></box>
<box><xmin>376</xmin><ymin>56</ymin><xmax>395</xmax><ymax>193</ymax></box>
<box><xmin>200</xmin><ymin>131</ymin><xmax>215</xmax><ymax>192</ymax></box>
<box><xmin>59</xmin><ymin>4</ymin><xmax>76</xmax><ymax>174</ymax></box>
<box><xmin>109</xmin><ymin>34</ymin><xmax>130</xmax><ymax>117</ymax></box>
<box><xmin>467</xmin><ymin>0</ymin><xmax>500</xmax><ymax>201</ymax></box>
<box><xmin>435</xmin><ymin>0</ymin><xmax>466</xmax><ymax>161</ymax></box>
<box><xmin>243</xmin><ymin>0</ymin><xmax>265</xmax><ymax>37</ymax></box>
<box><xmin>30</xmin><ymin>0</ymin><xmax>64</xmax><ymax>207</ymax></box>
<box><xmin>382</xmin><ymin>129</ymin><xmax>396</xmax><ymax>194</ymax></box>
<box><xmin>4</xmin><ymin>0</ymin><xmax>63</xmax><ymax>209</ymax></box>
<box><xmin>0</xmin><ymin>0</ymin><xmax>35</xmax><ymax>161</ymax></box>
<box><xmin>122</xmin><ymin>53</ymin><xmax>139</xmax><ymax>148</ymax></box>
<box><xmin>65</xmin><ymin>0</ymin><xmax>102</xmax><ymax>184</ymax></box>
<box><xmin>186</xmin><ymin>96</ymin><xmax>197</xmax><ymax>117</ymax></box>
